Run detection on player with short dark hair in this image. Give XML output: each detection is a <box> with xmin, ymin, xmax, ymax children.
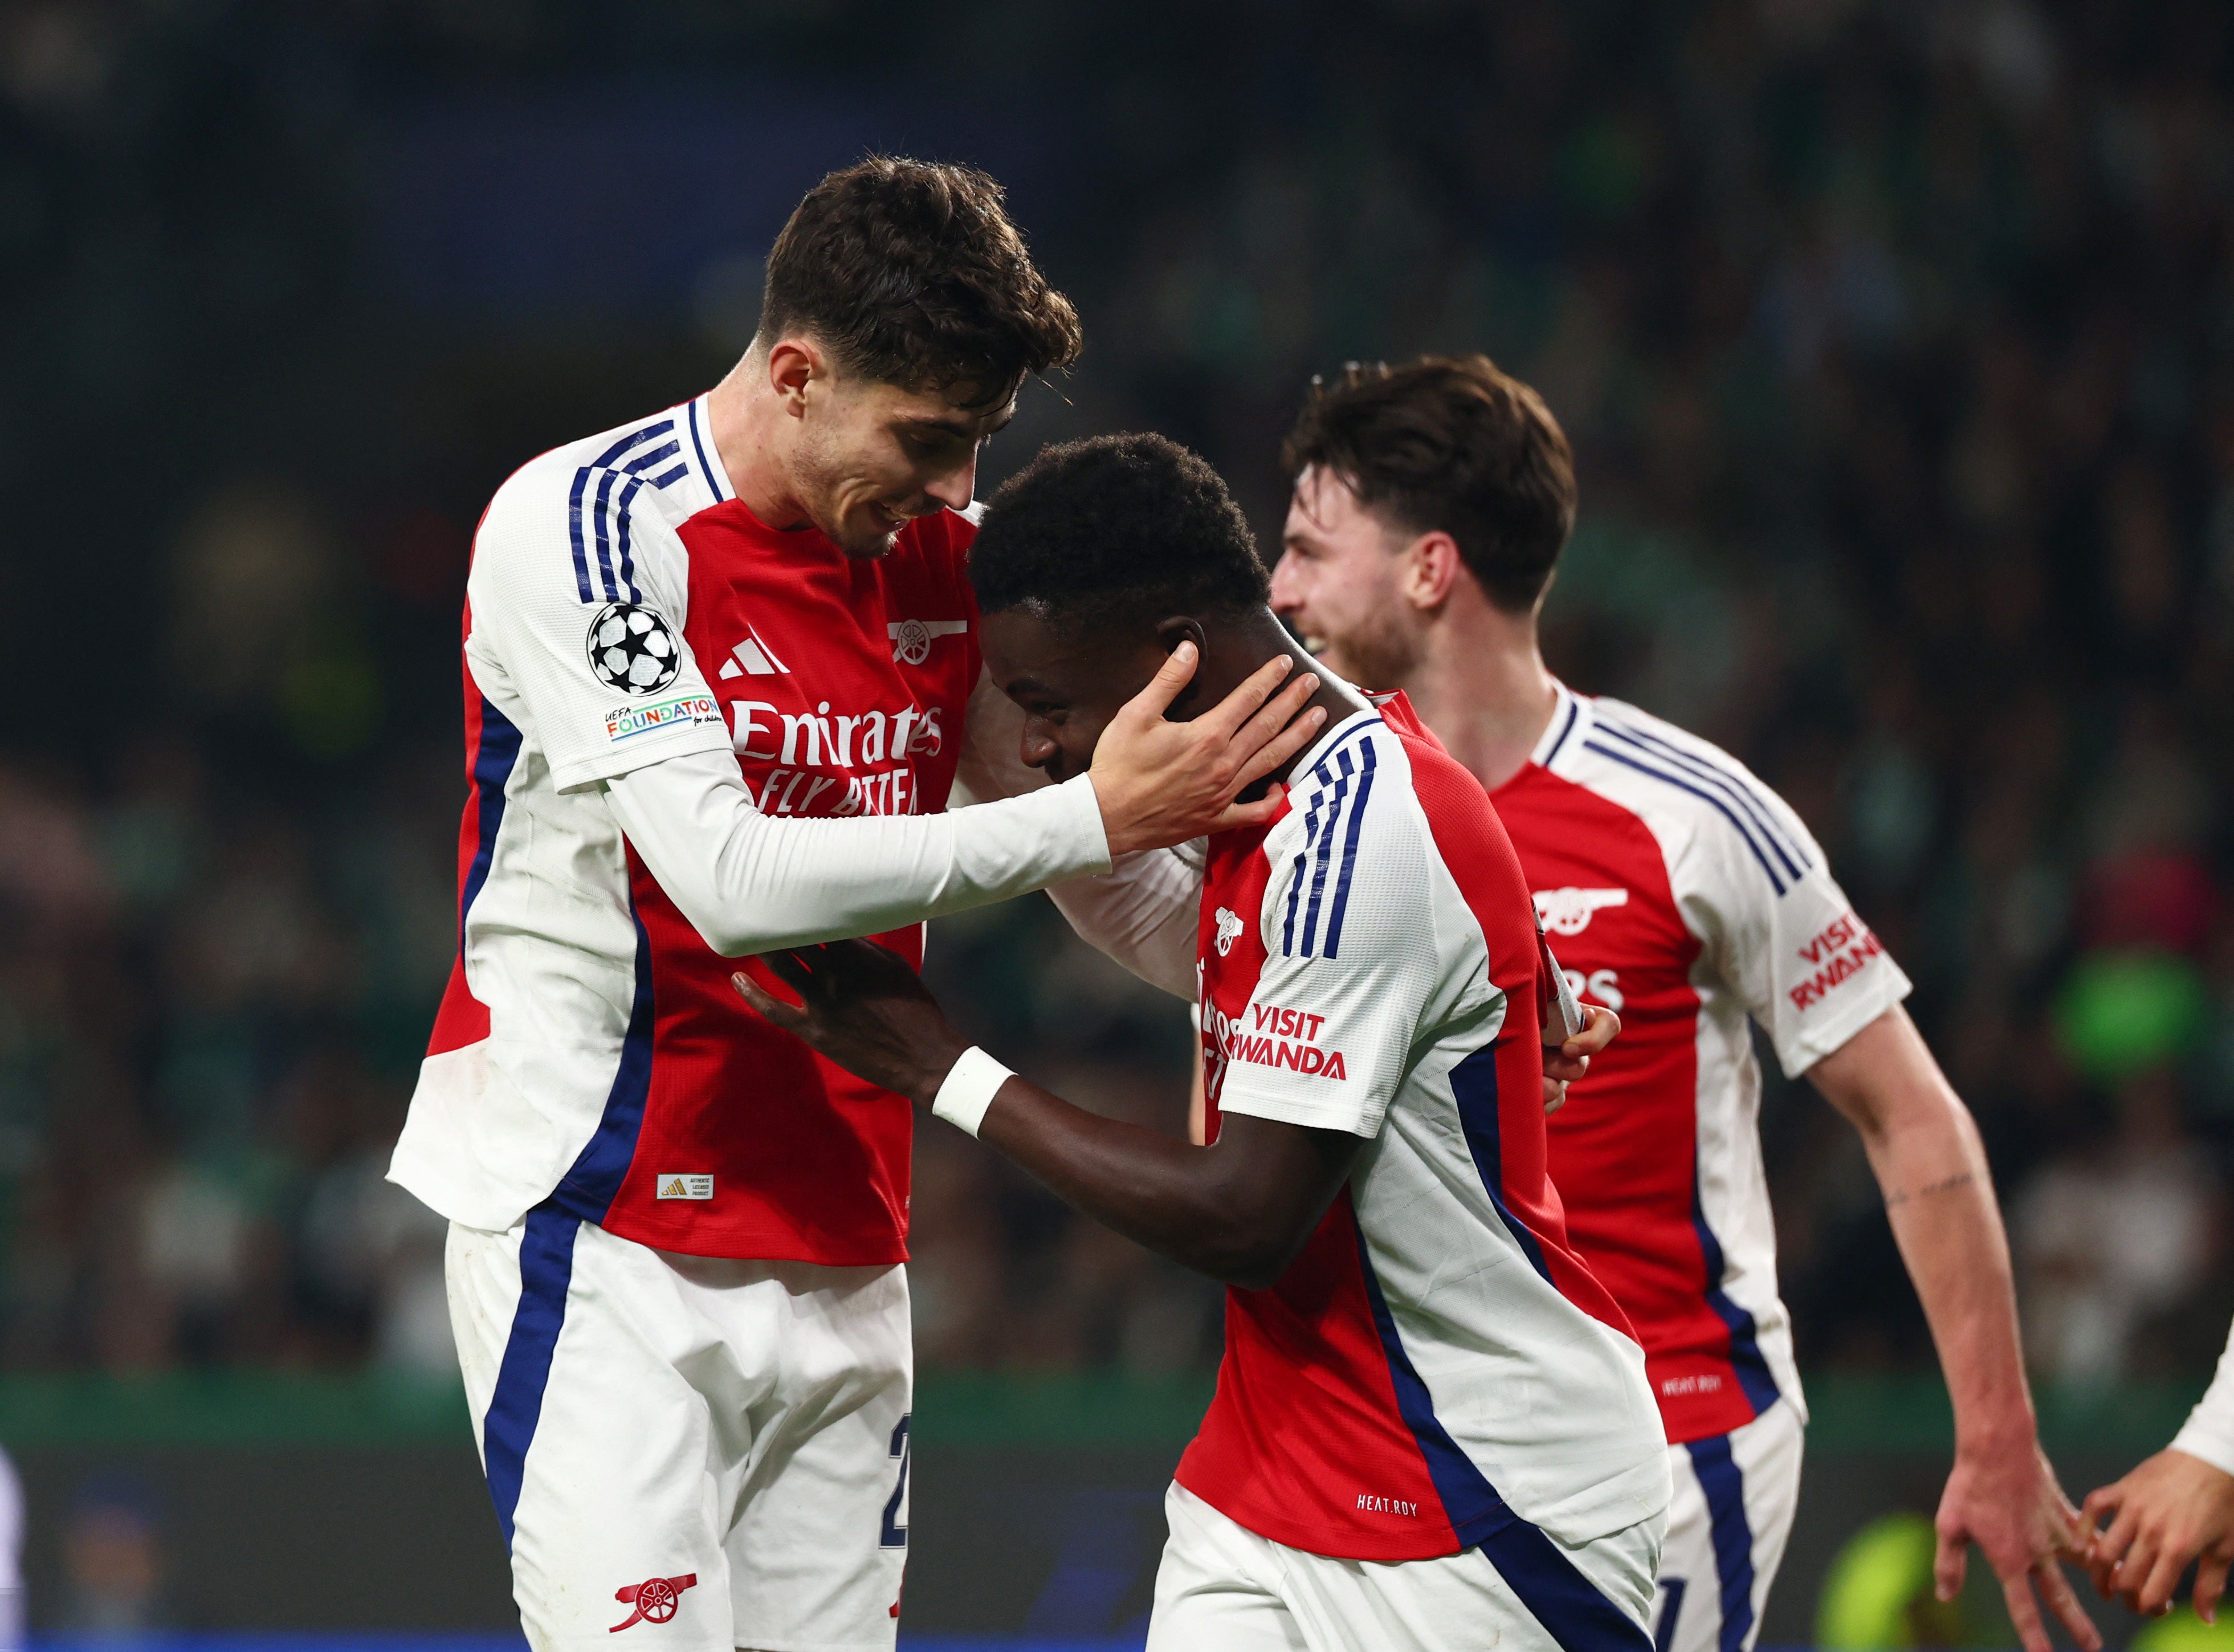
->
<box><xmin>1268</xmin><ymin>354</ymin><xmax>2100</xmax><ymax>1652</ymax></box>
<box><xmin>757</xmin><ymin>154</ymin><xmax>1083</xmax><ymax>416</ymax></box>
<box><xmin>736</xmin><ymin>433</ymin><xmax>1668</xmax><ymax>1652</ymax></box>
<box><xmin>966</xmin><ymin>431</ymin><xmax>1271</xmax><ymax>621</ymax></box>
<box><xmin>391</xmin><ymin>162</ymin><xmax>1324</xmax><ymax>1652</ymax></box>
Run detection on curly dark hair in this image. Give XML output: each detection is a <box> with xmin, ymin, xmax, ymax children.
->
<box><xmin>1281</xmin><ymin>354</ymin><xmax>1576</xmax><ymax>613</ymax></box>
<box><xmin>757</xmin><ymin>156</ymin><xmax>1083</xmax><ymax>409</ymax></box>
<box><xmin>971</xmin><ymin>434</ymin><xmax>1271</xmax><ymax>629</ymax></box>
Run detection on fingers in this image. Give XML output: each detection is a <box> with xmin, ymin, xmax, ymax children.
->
<box><xmin>2079</xmin><ymin>1483</ymin><xmax>2124</xmax><ymax>1530</ymax></box>
<box><xmin>761</xmin><ymin>949</ymin><xmax>816</xmax><ymax>994</ymax></box>
<box><xmin>2083</xmin><ymin>1490</ymin><xmax>2134</xmax><ymax>1583</ymax></box>
<box><xmin>1208</xmin><ymin>783</ymin><xmax>1289</xmax><ymax>835</ymax></box>
<box><xmin>1224</xmin><ymin>663</ymin><xmax>1320</xmax><ymax>757</ymax></box>
<box><xmin>1119</xmin><ymin>639</ymin><xmax>1210</xmax><ymax>724</ymax></box>
<box><xmin>731</xmin><ymin>969</ymin><xmax>802</xmax><ymax>1029</ymax></box>
<box><xmin>1935</xmin><ymin>1524</ymin><xmax>1968</xmax><ymax>1604</ymax></box>
<box><xmin>1542</xmin><ymin>1078</ymin><xmax>1568</xmax><ymax>1115</ymax></box>
<box><xmin>1193</xmin><ymin>651</ymin><xmax>1298</xmax><ymax>739</ymax></box>
<box><xmin>1998</xmin><ymin>1571</ymin><xmax>2050</xmax><ymax>1652</ymax></box>
<box><xmin>2038</xmin><ymin>1557</ymin><xmax>2102</xmax><ymax>1649</ymax></box>
<box><xmin>1543</xmin><ymin>1050</ymin><xmax>1590</xmax><ymax>1083</ymax></box>
<box><xmin>2088</xmin><ymin>1507</ymin><xmax>2138</xmax><ymax>1595</ymax></box>
<box><xmin>2109</xmin><ymin>1528</ymin><xmax>2162</xmax><ymax>1615</ymax></box>
<box><xmin>1562</xmin><ymin>1005</ymin><xmax>1620</xmax><ymax>1059</ymax></box>
<box><xmin>2195</xmin><ymin>1551</ymin><xmax>2231</xmax><ymax>1624</ymax></box>
<box><xmin>1228</xmin><ymin>697</ymin><xmax>1329</xmax><ymax>793</ymax></box>
<box><xmin>2135</xmin><ymin>1537</ymin><xmax>2188</xmax><ymax>1618</ymax></box>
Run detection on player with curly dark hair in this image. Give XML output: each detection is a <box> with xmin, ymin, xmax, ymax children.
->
<box><xmin>968</xmin><ymin>431</ymin><xmax>1271</xmax><ymax>625</ymax></box>
<box><xmin>394</xmin><ymin>170</ymin><xmax>1327</xmax><ymax>1652</ymax></box>
<box><xmin>736</xmin><ymin>433</ymin><xmax>1654</xmax><ymax>1652</ymax></box>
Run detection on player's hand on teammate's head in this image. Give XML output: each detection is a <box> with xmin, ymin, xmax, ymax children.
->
<box><xmin>2080</xmin><ymin>1449</ymin><xmax>2234</xmax><ymax>1621</ymax></box>
<box><xmin>1542</xmin><ymin>1004</ymin><xmax>1618</xmax><ymax>1113</ymax></box>
<box><xmin>731</xmin><ymin>940</ymin><xmax>969</xmax><ymax>1110</ymax></box>
<box><xmin>1091</xmin><ymin>643</ymin><xmax>1326</xmax><ymax>856</ymax></box>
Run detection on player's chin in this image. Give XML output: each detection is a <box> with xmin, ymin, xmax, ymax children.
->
<box><xmin>835</xmin><ymin>502</ymin><xmax>908</xmax><ymax>560</ymax></box>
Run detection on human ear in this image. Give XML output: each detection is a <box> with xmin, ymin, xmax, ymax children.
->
<box><xmin>1153</xmin><ymin>615</ymin><xmax>1210</xmax><ymax>659</ymax></box>
<box><xmin>1151</xmin><ymin>615</ymin><xmax>1210</xmax><ymax>716</ymax></box>
<box><xmin>1401</xmin><ymin>531</ymin><xmax>1464</xmax><ymax>611</ymax></box>
<box><xmin>767</xmin><ymin>339</ymin><xmax>820</xmax><ymax>416</ymax></box>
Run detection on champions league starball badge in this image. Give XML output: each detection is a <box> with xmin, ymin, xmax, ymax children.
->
<box><xmin>586</xmin><ymin>602</ymin><xmax>683</xmax><ymax>695</ymax></box>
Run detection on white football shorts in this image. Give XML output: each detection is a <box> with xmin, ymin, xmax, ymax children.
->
<box><xmin>446</xmin><ymin>1210</ymin><xmax>912</xmax><ymax>1652</ymax></box>
<box><xmin>1650</xmin><ymin>1398</ymin><xmax>1804</xmax><ymax>1652</ymax></box>
<box><xmin>1147</xmin><ymin>1480</ymin><xmax>1662</xmax><ymax>1652</ymax></box>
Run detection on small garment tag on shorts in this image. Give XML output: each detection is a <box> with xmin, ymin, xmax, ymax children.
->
<box><xmin>656</xmin><ymin>1174</ymin><xmax>715</xmax><ymax>1201</ymax></box>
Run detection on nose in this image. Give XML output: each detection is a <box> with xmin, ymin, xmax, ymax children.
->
<box><xmin>1268</xmin><ymin>550</ymin><xmax>1304</xmax><ymax>616</ymax></box>
<box><xmin>1018</xmin><ymin>721</ymin><xmax>1062</xmax><ymax>774</ymax></box>
<box><xmin>925</xmin><ymin>451</ymin><xmax>979</xmax><ymax>513</ymax></box>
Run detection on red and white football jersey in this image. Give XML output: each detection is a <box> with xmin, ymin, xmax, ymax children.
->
<box><xmin>393</xmin><ymin>393</ymin><xmax>992</xmax><ymax>1264</ymax></box>
<box><xmin>1495</xmin><ymin>683</ymin><xmax>1911</xmax><ymax>1443</ymax></box>
<box><xmin>1175</xmin><ymin>695</ymin><xmax>1670</xmax><ymax>1563</ymax></box>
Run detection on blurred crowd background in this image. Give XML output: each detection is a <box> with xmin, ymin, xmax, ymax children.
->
<box><xmin>2</xmin><ymin>0</ymin><xmax>2232</xmax><ymax>1396</ymax></box>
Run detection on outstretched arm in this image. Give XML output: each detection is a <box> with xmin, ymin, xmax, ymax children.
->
<box><xmin>1808</xmin><ymin>1006</ymin><xmax>2100</xmax><ymax>1652</ymax></box>
<box><xmin>613</xmin><ymin>645</ymin><xmax>1325</xmax><ymax>957</ymax></box>
<box><xmin>2081</xmin><ymin>1319</ymin><xmax>2234</xmax><ymax>1619</ymax></box>
<box><xmin>731</xmin><ymin>939</ymin><xmax>1358</xmax><ymax>1287</ymax></box>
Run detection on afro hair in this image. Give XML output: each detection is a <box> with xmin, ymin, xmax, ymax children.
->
<box><xmin>969</xmin><ymin>433</ymin><xmax>1271</xmax><ymax>631</ymax></box>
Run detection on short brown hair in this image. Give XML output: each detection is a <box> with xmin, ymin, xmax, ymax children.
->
<box><xmin>758</xmin><ymin>155</ymin><xmax>1083</xmax><ymax>408</ymax></box>
<box><xmin>1281</xmin><ymin>355</ymin><xmax>1576</xmax><ymax>613</ymax></box>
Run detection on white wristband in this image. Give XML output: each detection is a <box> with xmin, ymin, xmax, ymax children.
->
<box><xmin>931</xmin><ymin>1046</ymin><xmax>1014</xmax><ymax>1138</ymax></box>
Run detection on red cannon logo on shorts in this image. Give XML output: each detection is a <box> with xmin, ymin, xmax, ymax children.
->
<box><xmin>609</xmin><ymin>1573</ymin><xmax>697</xmax><ymax>1632</ymax></box>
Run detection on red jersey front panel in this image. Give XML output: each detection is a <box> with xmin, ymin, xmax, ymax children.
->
<box><xmin>604</xmin><ymin>500</ymin><xmax>980</xmax><ymax>1263</ymax></box>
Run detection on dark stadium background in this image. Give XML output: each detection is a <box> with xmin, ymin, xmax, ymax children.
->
<box><xmin>1</xmin><ymin>1</ymin><xmax>2230</xmax><ymax>1646</ymax></box>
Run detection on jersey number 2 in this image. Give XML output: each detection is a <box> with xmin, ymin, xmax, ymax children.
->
<box><xmin>880</xmin><ymin>1414</ymin><xmax>911</xmax><ymax>1548</ymax></box>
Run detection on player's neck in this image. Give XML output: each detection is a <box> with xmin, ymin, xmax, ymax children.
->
<box><xmin>705</xmin><ymin>353</ymin><xmax>811</xmax><ymax>529</ymax></box>
<box><xmin>1401</xmin><ymin>590</ymin><xmax>1559</xmax><ymax>793</ymax></box>
<box><xmin>1212</xmin><ymin>613</ymin><xmax>1373</xmax><ymax>789</ymax></box>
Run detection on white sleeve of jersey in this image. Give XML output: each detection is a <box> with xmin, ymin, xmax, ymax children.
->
<box><xmin>2172</xmin><ymin>1317</ymin><xmax>2234</xmax><ymax>1477</ymax></box>
<box><xmin>464</xmin><ymin>471</ymin><xmax>731</xmax><ymax>793</ymax></box>
<box><xmin>953</xmin><ymin>668</ymin><xmax>1204</xmax><ymax>1000</ymax></box>
<box><xmin>1674</xmin><ymin>758</ymin><xmax>1913</xmax><ymax>1078</ymax></box>
<box><xmin>608</xmin><ymin>746</ymin><xmax>1111</xmax><ymax>957</ymax></box>
<box><xmin>1215</xmin><ymin>785</ymin><xmax>1448</xmax><ymax>1139</ymax></box>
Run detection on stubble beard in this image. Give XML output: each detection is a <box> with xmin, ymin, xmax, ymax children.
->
<box><xmin>791</xmin><ymin>429</ymin><xmax>902</xmax><ymax>561</ymax></box>
<box><xmin>1316</xmin><ymin>607</ymin><xmax>1421</xmax><ymax>695</ymax></box>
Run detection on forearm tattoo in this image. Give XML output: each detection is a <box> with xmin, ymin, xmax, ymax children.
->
<box><xmin>1884</xmin><ymin>1170</ymin><xmax>1977</xmax><ymax>1211</ymax></box>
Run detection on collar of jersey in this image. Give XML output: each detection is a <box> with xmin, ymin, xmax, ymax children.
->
<box><xmin>1530</xmin><ymin>679</ymin><xmax>1592</xmax><ymax>771</ymax></box>
<box><xmin>1288</xmin><ymin>701</ymin><xmax>1384</xmax><ymax>789</ymax></box>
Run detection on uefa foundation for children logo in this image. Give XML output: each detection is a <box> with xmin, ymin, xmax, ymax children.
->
<box><xmin>587</xmin><ymin>602</ymin><xmax>683</xmax><ymax>695</ymax></box>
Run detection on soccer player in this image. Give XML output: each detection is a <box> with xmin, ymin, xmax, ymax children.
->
<box><xmin>388</xmin><ymin>161</ymin><xmax>1324</xmax><ymax>1652</ymax></box>
<box><xmin>1264</xmin><ymin>355</ymin><xmax>2101</xmax><ymax>1652</ymax></box>
<box><xmin>734</xmin><ymin>433</ymin><xmax>1672</xmax><ymax>1652</ymax></box>
<box><xmin>2080</xmin><ymin>1317</ymin><xmax>2234</xmax><ymax>1620</ymax></box>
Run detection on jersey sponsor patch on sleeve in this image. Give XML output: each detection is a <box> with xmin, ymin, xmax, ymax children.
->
<box><xmin>1217</xmin><ymin>1000</ymin><xmax>1351</xmax><ymax>1080</ymax></box>
<box><xmin>603</xmin><ymin>695</ymin><xmax>721</xmax><ymax>744</ymax></box>
<box><xmin>1788</xmin><ymin>909</ymin><xmax>1888</xmax><ymax>1011</ymax></box>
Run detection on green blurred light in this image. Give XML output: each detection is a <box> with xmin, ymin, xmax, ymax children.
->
<box><xmin>2053</xmin><ymin>949</ymin><xmax>2210</xmax><ymax>1083</ymax></box>
<box><xmin>2134</xmin><ymin>1608</ymin><xmax>2234</xmax><ymax>1652</ymax></box>
<box><xmin>1817</xmin><ymin>1511</ymin><xmax>1956</xmax><ymax>1651</ymax></box>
